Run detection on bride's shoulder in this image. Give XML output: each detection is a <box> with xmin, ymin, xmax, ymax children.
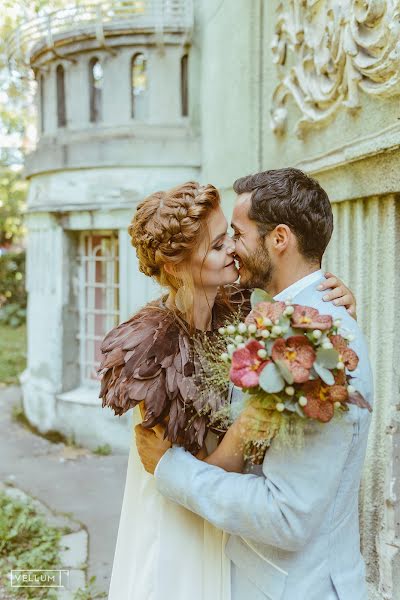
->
<box><xmin>100</xmin><ymin>297</ymin><xmax>177</xmax><ymax>353</ymax></box>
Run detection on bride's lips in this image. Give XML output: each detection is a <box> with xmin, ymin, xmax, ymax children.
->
<box><xmin>224</xmin><ymin>260</ymin><xmax>236</xmax><ymax>268</ymax></box>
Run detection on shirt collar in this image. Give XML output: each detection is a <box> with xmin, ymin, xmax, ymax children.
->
<box><xmin>273</xmin><ymin>269</ymin><xmax>324</xmax><ymax>302</ymax></box>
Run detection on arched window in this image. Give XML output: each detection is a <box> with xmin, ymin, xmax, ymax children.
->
<box><xmin>89</xmin><ymin>58</ymin><xmax>103</xmax><ymax>123</ymax></box>
<box><xmin>56</xmin><ymin>64</ymin><xmax>66</xmax><ymax>127</ymax></box>
<box><xmin>181</xmin><ymin>54</ymin><xmax>189</xmax><ymax>117</ymax></box>
<box><xmin>39</xmin><ymin>74</ymin><xmax>45</xmax><ymax>133</ymax></box>
<box><xmin>131</xmin><ymin>53</ymin><xmax>148</xmax><ymax>119</ymax></box>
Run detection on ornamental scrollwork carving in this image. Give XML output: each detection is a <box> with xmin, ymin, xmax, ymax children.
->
<box><xmin>271</xmin><ymin>0</ymin><xmax>400</xmax><ymax>137</ymax></box>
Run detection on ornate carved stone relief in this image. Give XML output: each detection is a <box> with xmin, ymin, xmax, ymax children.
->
<box><xmin>271</xmin><ymin>0</ymin><xmax>400</xmax><ymax>137</ymax></box>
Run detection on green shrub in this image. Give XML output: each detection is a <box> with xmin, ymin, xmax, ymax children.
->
<box><xmin>0</xmin><ymin>252</ymin><xmax>26</xmax><ymax>327</ymax></box>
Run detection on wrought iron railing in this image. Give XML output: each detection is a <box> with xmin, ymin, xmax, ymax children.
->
<box><xmin>8</xmin><ymin>0</ymin><xmax>193</xmax><ymax>65</ymax></box>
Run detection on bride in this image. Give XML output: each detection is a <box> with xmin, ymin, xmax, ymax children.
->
<box><xmin>98</xmin><ymin>181</ymin><xmax>356</xmax><ymax>600</ymax></box>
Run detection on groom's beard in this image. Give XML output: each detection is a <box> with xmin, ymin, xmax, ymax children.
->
<box><xmin>238</xmin><ymin>245</ymin><xmax>274</xmax><ymax>290</ymax></box>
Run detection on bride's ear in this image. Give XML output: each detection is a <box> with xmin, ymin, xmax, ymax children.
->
<box><xmin>164</xmin><ymin>263</ymin><xmax>175</xmax><ymax>275</ymax></box>
<box><xmin>164</xmin><ymin>262</ymin><xmax>183</xmax><ymax>281</ymax></box>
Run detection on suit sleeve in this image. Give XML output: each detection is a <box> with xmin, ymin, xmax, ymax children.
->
<box><xmin>155</xmin><ymin>412</ymin><xmax>357</xmax><ymax>551</ymax></box>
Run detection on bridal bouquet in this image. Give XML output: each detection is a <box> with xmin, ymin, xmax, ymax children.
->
<box><xmin>196</xmin><ymin>289</ymin><xmax>372</xmax><ymax>462</ymax></box>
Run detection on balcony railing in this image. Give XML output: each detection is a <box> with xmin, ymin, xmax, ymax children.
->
<box><xmin>8</xmin><ymin>0</ymin><xmax>193</xmax><ymax>65</ymax></box>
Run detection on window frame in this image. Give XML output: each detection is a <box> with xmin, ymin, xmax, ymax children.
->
<box><xmin>77</xmin><ymin>230</ymin><xmax>120</xmax><ymax>387</ymax></box>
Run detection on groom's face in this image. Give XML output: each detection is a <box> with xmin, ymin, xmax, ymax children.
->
<box><xmin>231</xmin><ymin>193</ymin><xmax>275</xmax><ymax>290</ymax></box>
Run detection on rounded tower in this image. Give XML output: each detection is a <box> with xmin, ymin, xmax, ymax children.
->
<box><xmin>9</xmin><ymin>0</ymin><xmax>198</xmax><ymax>450</ymax></box>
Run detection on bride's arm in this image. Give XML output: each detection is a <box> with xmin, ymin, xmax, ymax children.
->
<box><xmin>203</xmin><ymin>403</ymin><xmax>269</xmax><ymax>473</ymax></box>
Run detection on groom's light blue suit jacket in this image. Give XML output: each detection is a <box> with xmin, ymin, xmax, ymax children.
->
<box><xmin>154</xmin><ymin>271</ymin><xmax>373</xmax><ymax>600</ymax></box>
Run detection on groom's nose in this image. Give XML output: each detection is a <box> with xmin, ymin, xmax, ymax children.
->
<box><xmin>226</xmin><ymin>240</ymin><xmax>235</xmax><ymax>254</ymax></box>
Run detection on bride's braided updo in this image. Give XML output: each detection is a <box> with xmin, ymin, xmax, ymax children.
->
<box><xmin>128</xmin><ymin>181</ymin><xmax>221</xmax><ymax>289</ymax></box>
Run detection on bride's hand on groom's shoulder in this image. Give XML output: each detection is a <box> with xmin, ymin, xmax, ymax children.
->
<box><xmin>318</xmin><ymin>272</ymin><xmax>357</xmax><ymax>319</ymax></box>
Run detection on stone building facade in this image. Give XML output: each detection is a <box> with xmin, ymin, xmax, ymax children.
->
<box><xmin>11</xmin><ymin>1</ymin><xmax>400</xmax><ymax>597</ymax></box>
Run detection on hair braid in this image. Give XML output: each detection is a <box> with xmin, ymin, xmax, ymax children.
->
<box><xmin>128</xmin><ymin>182</ymin><xmax>220</xmax><ymax>290</ymax></box>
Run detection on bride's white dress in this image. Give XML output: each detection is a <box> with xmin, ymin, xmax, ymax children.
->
<box><xmin>107</xmin><ymin>406</ymin><xmax>231</xmax><ymax>600</ymax></box>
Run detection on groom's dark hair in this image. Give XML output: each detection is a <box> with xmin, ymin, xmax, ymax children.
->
<box><xmin>233</xmin><ymin>168</ymin><xmax>333</xmax><ymax>263</ymax></box>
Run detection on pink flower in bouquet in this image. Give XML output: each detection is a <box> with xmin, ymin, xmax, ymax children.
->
<box><xmin>301</xmin><ymin>377</ymin><xmax>348</xmax><ymax>423</ymax></box>
<box><xmin>330</xmin><ymin>335</ymin><xmax>359</xmax><ymax>371</ymax></box>
<box><xmin>245</xmin><ymin>301</ymin><xmax>286</xmax><ymax>328</ymax></box>
<box><xmin>230</xmin><ymin>340</ymin><xmax>269</xmax><ymax>388</ymax></box>
<box><xmin>291</xmin><ymin>305</ymin><xmax>332</xmax><ymax>330</ymax></box>
<box><xmin>272</xmin><ymin>336</ymin><xmax>316</xmax><ymax>383</ymax></box>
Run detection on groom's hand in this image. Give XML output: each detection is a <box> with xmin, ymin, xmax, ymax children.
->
<box><xmin>135</xmin><ymin>424</ymin><xmax>171</xmax><ymax>475</ymax></box>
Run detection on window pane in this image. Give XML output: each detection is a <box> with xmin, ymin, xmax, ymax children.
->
<box><xmin>56</xmin><ymin>65</ymin><xmax>66</xmax><ymax>127</ymax></box>
<box><xmin>39</xmin><ymin>75</ymin><xmax>45</xmax><ymax>132</ymax></box>
<box><xmin>181</xmin><ymin>54</ymin><xmax>189</xmax><ymax>117</ymax></box>
<box><xmin>78</xmin><ymin>231</ymin><xmax>119</xmax><ymax>384</ymax></box>
<box><xmin>131</xmin><ymin>53</ymin><xmax>148</xmax><ymax>119</ymax></box>
<box><xmin>89</xmin><ymin>58</ymin><xmax>103</xmax><ymax>123</ymax></box>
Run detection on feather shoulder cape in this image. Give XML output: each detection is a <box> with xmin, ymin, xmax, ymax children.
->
<box><xmin>98</xmin><ymin>286</ymin><xmax>251</xmax><ymax>454</ymax></box>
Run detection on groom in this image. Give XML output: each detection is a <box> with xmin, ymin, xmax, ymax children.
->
<box><xmin>136</xmin><ymin>168</ymin><xmax>373</xmax><ymax>600</ymax></box>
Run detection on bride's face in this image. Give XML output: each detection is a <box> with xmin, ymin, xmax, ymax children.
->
<box><xmin>190</xmin><ymin>206</ymin><xmax>238</xmax><ymax>290</ymax></box>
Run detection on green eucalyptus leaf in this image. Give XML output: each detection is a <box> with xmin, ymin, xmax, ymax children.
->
<box><xmin>259</xmin><ymin>362</ymin><xmax>285</xmax><ymax>393</ymax></box>
<box><xmin>316</xmin><ymin>347</ymin><xmax>339</xmax><ymax>369</ymax></box>
<box><xmin>250</xmin><ymin>288</ymin><xmax>274</xmax><ymax>308</ymax></box>
<box><xmin>266</xmin><ymin>340</ymin><xmax>274</xmax><ymax>354</ymax></box>
<box><xmin>275</xmin><ymin>359</ymin><xmax>294</xmax><ymax>384</ymax></box>
<box><xmin>283</xmin><ymin>399</ymin><xmax>297</xmax><ymax>412</ymax></box>
<box><xmin>313</xmin><ymin>361</ymin><xmax>335</xmax><ymax>385</ymax></box>
<box><xmin>294</xmin><ymin>403</ymin><xmax>306</xmax><ymax>418</ymax></box>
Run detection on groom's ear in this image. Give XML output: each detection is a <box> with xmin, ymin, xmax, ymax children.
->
<box><xmin>271</xmin><ymin>224</ymin><xmax>291</xmax><ymax>253</ymax></box>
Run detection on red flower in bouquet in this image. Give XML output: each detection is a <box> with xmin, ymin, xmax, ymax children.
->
<box><xmin>272</xmin><ymin>336</ymin><xmax>316</xmax><ymax>383</ymax></box>
<box><xmin>245</xmin><ymin>301</ymin><xmax>286</xmax><ymax>328</ymax></box>
<box><xmin>301</xmin><ymin>376</ymin><xmax>348</xmax><ymax>422</ymax></box>
<box><xmin>330</xmin><ymin>335</ymin><xmax>359</xmax><ymax>371</ymax></box>
<box><xmin>291</xmin><ymin>305</ymin><xmax>332</xmax><ymax>330</ymax></box>
<box><xmin>230</xmin><ymin>340</ymin><xmax>269</xmax><ymax>388</ymax></box>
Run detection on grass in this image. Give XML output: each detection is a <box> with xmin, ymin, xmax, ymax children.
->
<box><xmin>92</xmin><ymin>444</ymin><xmax>112</xmax><ymax>456</ymax></box>
<box><xmin>0</xmin><ymin>491</ymin><xmax>65</xmax><ymax>600</ymax></box>
<box><xmin>0</xmin><ymin>491</ymin><xmax>106</xmax><ymax>599</ymax></box>
<box><xmin>0</xmin><ymin>324</ymin><xmax>26</xmax><ymax>386</ymax></box>
<box><xmin>73</xmin><ymin>576</ymin><xmax>107</xmax><ymax>599</ymax></box>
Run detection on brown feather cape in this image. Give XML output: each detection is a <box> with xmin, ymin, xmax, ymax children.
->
<box><xmin>98</xmin><ymin>286</ymin><xmax>251</xmax><ymax>454</ymax></box>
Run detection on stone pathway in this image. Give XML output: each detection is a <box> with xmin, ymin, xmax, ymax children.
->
<box><xmin>0</xmin><ymin>385</ymin><xmax>128</xmax><ymax>598</ymax></box>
